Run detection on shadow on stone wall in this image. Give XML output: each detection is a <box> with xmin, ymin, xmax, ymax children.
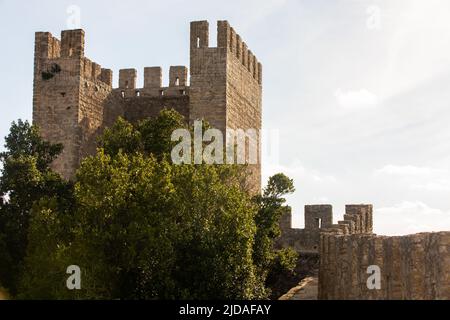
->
<box><xmin>269</xmin><ymin>253</ymin><xmax>319</xmax><ymax>300</ymax></box>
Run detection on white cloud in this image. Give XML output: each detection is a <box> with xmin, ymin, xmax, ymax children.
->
<box><xmin>366</xmin><ymin>5</ymin><xmax>382</xmax><ymax>31</ymax></box>
<box><xmin>238</xmin><ymin>0</ymin><xmax>288</xmax><ymax>29</ymax></box>
<box><xmin>262</xmin><ymin>160</ymin><xmax>337</xmax><ymax>187</ymax></box>
<box><xmin>411</xmin><ymin>181</ymin><xmax>450</xmax><ymax>192</ymax></box>
<box><xmin>375</xmin><ymin>201</ymin><xmax>450</xmax><ymax>236</ymax></box>
<box><xmin>374</xmin><ymin>164</ymin><xmax>450</xmax><ymax>193</ymax></box>
<box><xmin>374</xmin><ymin>164</ymin><xmax>443</xmax><ymax>177</ymax></box>
<box><xmin>381</xmin><ymin>0</ymin><xmax>450</xmax><ymax>98</ymax></box>
<box><xmin>334</xmin><ymin>88</ymin><xmax>378</xmax><ymax>109</ymax></box>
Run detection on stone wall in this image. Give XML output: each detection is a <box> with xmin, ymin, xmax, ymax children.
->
<box><xmin>79</xmin><ymin>54</ymin><xmax>113</xmax><ymax>161</ymax></box>
<box><xmin>275</xmin><ymin>207</ymin><xmax>322</xmax><ymax>253</ymax></box>
<box><xmin>189</xmin><ymin>21</ymin><xmax>227</xmax><ymax>134</ymax></box>
<box><xmin>33</xmin><ymin>21</ymin><xmax>263</xmax><ymax>192</ymax></box>
<box><xmin>277</xmin><ymin>204</ymin><xmax>373</xmax><ymax>253</ymax></box>
<box><xmin>221</xmin><ymin>21</ymin><xmax>262</xmax><ymax>194</ymax></box>
<box><xmin>319</xmin><ymin>232</ymin><xmax>450</xmax><ymax>300</ymax></box>
<box><xmin>189</xmin><ymin>21</ymin><xmax>262</xmax><ymax>193</ymax></box>
<box><xmin>33</xmin><ymin>30</ymin><xmax>92</xmax><ymax>180</ymax></box>
<box><xmin>114</xmin><ymin>66</ymin><xmax>190</xmax><ymax>125</ymax></box>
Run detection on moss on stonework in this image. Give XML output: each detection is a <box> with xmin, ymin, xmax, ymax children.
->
<box><xmin>41</xmin><ymin>63</ymin><xmax>61</xmax><ymax>81</ymax></box>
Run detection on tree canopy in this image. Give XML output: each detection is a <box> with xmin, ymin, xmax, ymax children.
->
<box><xmin>0</xmin><ymin>110</ymin><xmax>297</xmax><ymax>299</ymax></box>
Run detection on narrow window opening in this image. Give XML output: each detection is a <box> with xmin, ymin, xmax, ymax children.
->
<box><xmin>136</xmin><ymin>90</ymin><xmax>140</xmax><ymax>97</ymax></box>
<box><xmin>160</xmin><ymin>90</ymin><xmax>165</xmax><ymax>96</ymax></box>
<box><xmin>125</xmin><ymin>81</ymin><xmax>129</xmax><ymax>89</ymax></box>
<box><xmin>121</xmin><ymin>91</ymin><xmax>125</xmax><ymax>98</ymax></box>
<box><xmin>197</xmin><ymin>37</ymin><xmax>200</xmax><ymax>48</ymax></box>
<box><xmin>60</xmin><ymin>92</ymin><xmax>66</xmax><ymax>97</ymax></box>
<box><xmin>316</xmin><ymin>218</ymin><xmax>322</xmax><ymax>229</ymax></box>
<box><xmin>175</xmin><ymin>77</ymin><xmax>180</xmax><ymax>86</ymax></box>
<box><xmin>180</xmin><ymin>90</ymin><xmax>186</xmax><ymax>95</ymax></box>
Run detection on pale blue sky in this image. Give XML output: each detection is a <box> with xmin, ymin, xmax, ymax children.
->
<box><xmin>1</xmin><ymin>0</ymin><xmax>450</xmax><ymax>235</ymax></box>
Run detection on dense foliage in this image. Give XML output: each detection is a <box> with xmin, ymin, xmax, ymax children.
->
<box><xmin>0</xmin><ymin>120</ymin><xmax>74</xmax><ymax>296</ymax></box>
<box><xmin>0</xmin><ymin>110</ymin><xmax>296</xmax><ymax>299</ymax></box>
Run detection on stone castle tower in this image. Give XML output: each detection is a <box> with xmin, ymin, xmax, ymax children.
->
<box><xmin>33</xmin><ymin>20</ymin><xmax>262</xmax><ymax>192</ymax></box>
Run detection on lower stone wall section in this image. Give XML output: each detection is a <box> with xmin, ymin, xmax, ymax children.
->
<box><xmin>319</xmin><ymin>232</ymin><xmax>450</xmax><ymax>300</ymax></box>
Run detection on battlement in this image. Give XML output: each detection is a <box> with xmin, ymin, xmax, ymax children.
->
<box><xmin>34</xmin><ymin>32</ymin><xmax>61</xmax><ymax>59</ymax></box>
<box><xmin>276</xmin><ymin>204</ymin><xmax>374</xmax><ymax>253</ymax></box>
<box><xmin>304</xmin><ymin>205</ymin><xmax>333</xmax><ymax>230</ymax></box>
<box><xmin>114</xmin><ymin>66</ymin><xmax>189</xmax><ymax>98</ymax></box>
<box><xmin>34</xmin><ymin>30</ymin><xmax>112</xmax><ymax>87</ymax></box>
<box><xmin>338</xmin><ymin>204</ymin><xmax>373</xmax><ymax>234</ymax></box>
<box><xmin>117</xmin><ymin>66</ymin><xmax>188</xmax><ymax>88</ymax></box>
<box><xmin>82</xmin><ymin>57</ymin><xmax>113</xmax><ymax>86</ymax></box>
<box><xmin>61</xmin><ymin>29</ymin><xmax>85</xmax><ymax>58</ymax></box>
<box><xmin>35</xmin><ymin>30</ymin><xmax>84</xmax><ymax>60</ymax></box>
<box><xmin>190</xmin><ymin>20</ymin><xmax>262</xmax><ymax>85</ymax></box>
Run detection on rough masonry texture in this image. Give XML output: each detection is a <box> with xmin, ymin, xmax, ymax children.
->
<box><xmin>319</xmin><ymin>231</ymin><xmax>450</xmax><ymax>300</ymax></box>
<box><xmin>276</xmin><ymin>204</ymin><xmax>373</xmax><ymax>253</ymax></box>
<box><xmin>277</xmin><ymin>205</ymin><xmax>450</xmax><ymax>299</ymax></box>
<box><xmin>33</xmin><ymin>21</ymin><xmax>262</xmax><ymax>193</ymax></box>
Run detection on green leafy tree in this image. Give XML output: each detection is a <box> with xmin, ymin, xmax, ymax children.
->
<box><xmin>67</xmin><ymin>110</ymin><xmax>262</xmax><ymax>299</ymax></box>
<box><xmin>0</xmin><ymin>120</ymin><xmax>73</xmax><ymax>295</ymax></box>
<box><xmin>2</xmin><ymin>111</ymin><xmax>296</xmax><ymax>300</ymax></box>
<box><xmin>137</xmin><ymin>109</ymin><xmax>186</xmax><ymax>158</ymax></box>
<box><xmin>99</xmin><ymin>117</ymin><xmax>142</xmax><ymax>157</ymax></box>
<box><xmin>253</xmin><ymin>173</ymin><xmax>297</xmax><ymax>296</ymax></box>
<box><xmin>99</xmin><ymin>109</ymin><xmax>187</xmax><ymax>158</ymax></box>
<box><xmin>17</xmin><ymin>197</ymin><xmax>75</xmax><ymax>299</ymax></box>
<box><xmin>68</xmin><ymin>149</ymin><xmax>260</xmax><ymax>299</ymax></box>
